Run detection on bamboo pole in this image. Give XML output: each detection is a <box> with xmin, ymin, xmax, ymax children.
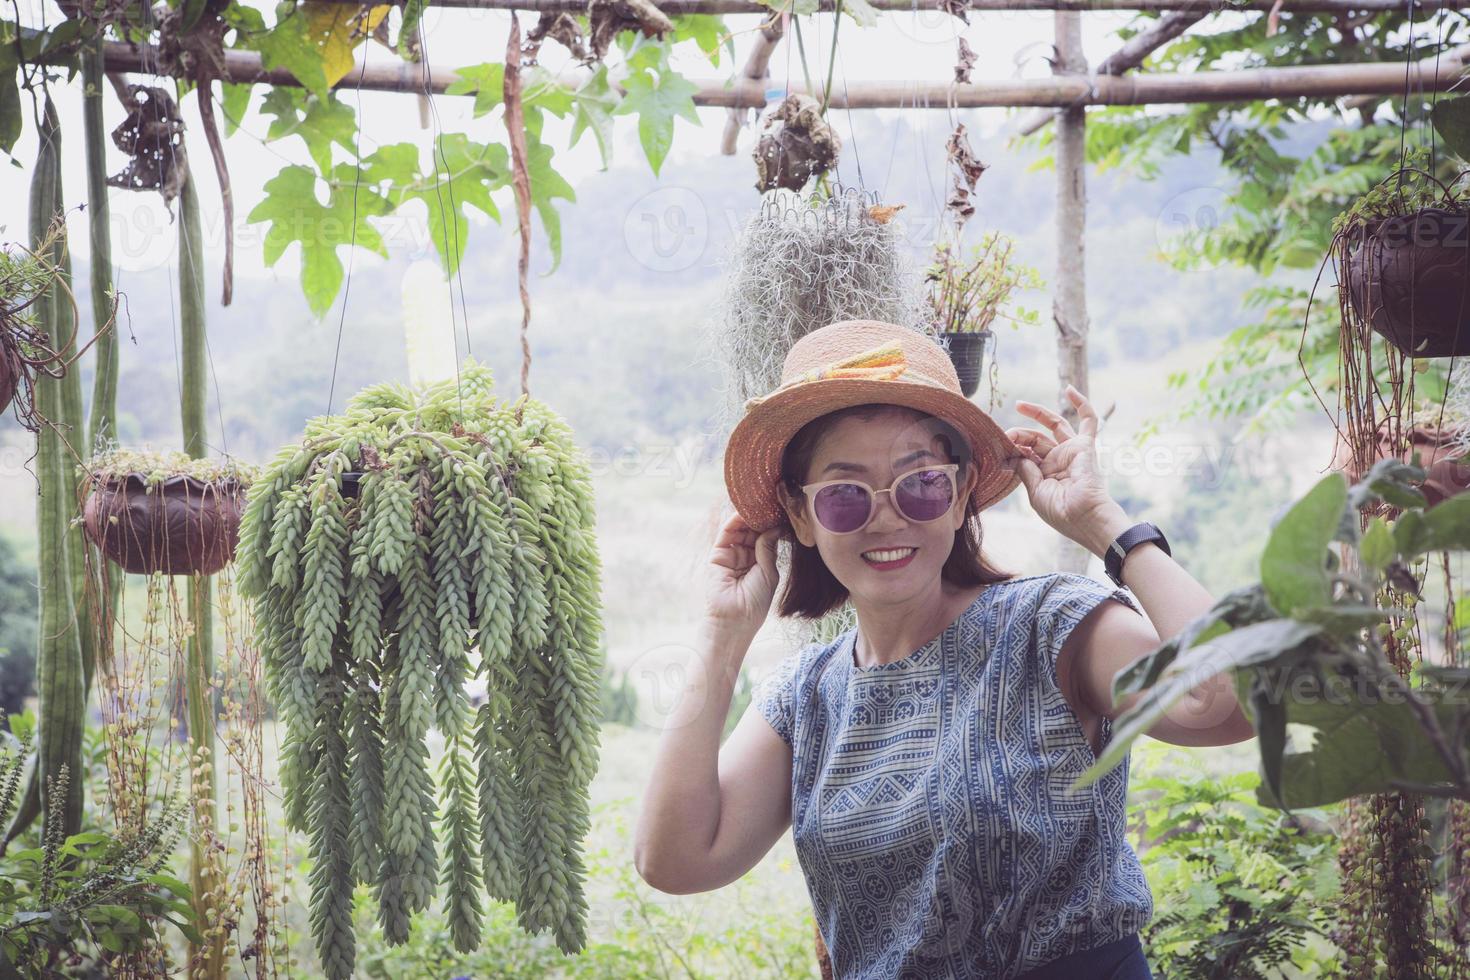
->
<box><xmin>1053</xmin><ymin>10</ymin><xmax>1094</xmax><ymax>574</ymax></box>
<box><xmin>722</xmin><ymin>13</ymin><xmax>784</xmax><ymax>154</ymax></box>
<box><xmin>101</xmin><ymin>40</ymin><xmax>1470</xmax><ymax>107</ymax></box>
<box><xmin>1013</xmin><ymin>9</ymin><xmax>1209</xmax><ymax>137</ymax></box>
<box><xmin>309</xmin><ymin>0</ymin><xmax>1470</xmax><ymax>11</ymax></box>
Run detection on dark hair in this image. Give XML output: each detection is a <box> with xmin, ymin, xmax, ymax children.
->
<box><xmin>774</xmin><ymin>403</ymin><xmax>1015</xmax><ymax>620</ymax></box>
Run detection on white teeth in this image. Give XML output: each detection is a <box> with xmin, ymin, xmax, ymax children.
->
<box><xmin>862</xmin><ymin>548</ymin><xmax>916</xmax><ymax>563</ymax></box>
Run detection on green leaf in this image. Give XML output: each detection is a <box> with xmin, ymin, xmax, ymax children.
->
<box><xmin>672</xmin><ymin>15</ymin><xmax>728</xmax><ymax>66</ymax></box>
<box><xmin>1257</xmin><ymin>666</ymin><xmax>1461</xmax><ymax>808</ymax></box>
<box><xmin>261</xmin><ymin>89</ymin><xmax>357</xmax><ymax>175</ymax></box>
<box><xmin>838</xmin><ymin>0</ymin><xmax>880</xmax><ymax>27</ymax></box>
<box><xmin>613</xmin><ymin>55</ymin><xmax>700</xmax><ymax>176</ymax></box>
<box><xmin>1351</xmin><ymin>458</ymin><xmax>1428</xmax><ymax>512</ymax></box>
<box><xmin>246</xmin><ymin>165</ymin><xmax>390</xmax><ymax>317</ymax></box>
<box><xmin>1075</xmin><ymin>619</ymin><xmax>1325</xmax><ymax>792</ymax></box>
<box><xmin>1421</xmin><ymin>493</ymin><xmax>1470</xmax><ymax>553</ymax></box>
<box><xmin>250</xmin><ymin>14</ymin><xmax>330</xmax><ymax>99</ymax></box>
<box><xmin>1248</xmin><ymin>667</ymin><xmax>1288</xmax><ymax>808</ymax></box>
<box><xmin>446</xmin><ymin>62</ymin><xmax>506</xmax><ymax>119</ymax></box>
<box><xmin>1359</xmin><ymin>516</ymin><xmax>1395</xmax><ymax>570</ymax></box>
<box><xmin>220</xmin><ymin>83</ymin><xmax>253</xmax><ymax>137</ymax></box>
<box><xmin>525</xmin><ymin>138</ymin><xmax>576</xmax><ymax>274</ymax></box>
<box><xmin>1260</xmin><ymin>473</ymin><xmax>1346</xmax><ymax>616</ymax></box>
<box><xmin>1431</xmin><ymin>95</ymin><xmax>1470</xmax><ymax>164</ymax></box>
<box><xmin>0</xmin><ymin>50</ymin><xmax>20</xmax><ymax>157</ymax></box>
<box><xmin>402</xmin><ymin>135</ymin><xmax>508</xmax><ymax>276</ymax></box>
<box><xmin>569</xmin><ymin>64</ymin><xmax>618</xmax><ymax>169</ymax></box>
<box><xmin>1292</xmin><ymin>603</ymin><xmax>1391</xmax><ymax>639</ymax></box>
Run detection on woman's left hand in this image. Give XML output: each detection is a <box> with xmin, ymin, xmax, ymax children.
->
<box><xmin>1004</xmin><ymin>385</ymin><xmax>1129</xmax><ymax>554</ymax></box>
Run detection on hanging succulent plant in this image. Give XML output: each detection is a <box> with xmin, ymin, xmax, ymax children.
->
<box><xmin>236</xmin><ymin>362</ymin><xmax>604</xmax><ymax>978</ymax></box>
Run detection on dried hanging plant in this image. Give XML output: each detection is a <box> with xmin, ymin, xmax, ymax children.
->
<box><xmin>236</xmin><ymin>363</ymin><xmax>604</xmax><ymax>978</ymax></box>
<box><xmin>586</xmin><ymin>0</ymin><xmax>673</xmax><ymax>60</ymax></box>
<box><xmin>0</xmin><ymin>219</ymin><xmax>80</xmax><ymax>431</ymax></box>
<box><xmin>710</xmin><ymin>184</ymin><xmax>929</xmax><ymax>433</ymax></box>
<box><xmin>753</xmin><ymin>94</ymin><xmax>842</xmax><ymax>193</ymax></box>
<box><xmin>107</xmin><ymin>85</ymin><xmax>188</xmax><ymax>210</ymax></box>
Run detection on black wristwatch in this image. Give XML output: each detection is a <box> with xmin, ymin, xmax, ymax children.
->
<box><xmin>1103</xmin><ymin>521</ymin><xmax>1170</xmax><ymax>587</ymax></box>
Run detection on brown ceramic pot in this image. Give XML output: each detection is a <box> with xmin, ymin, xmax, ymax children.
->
<box><xmin>82</xmin><ymin>472</ymin><xmax>246</xmax><ymax>575</ymax></box>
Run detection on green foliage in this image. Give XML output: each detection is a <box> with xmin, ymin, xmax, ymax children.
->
<box><xmin>238</xmin><ymin>363</ymin><xmax>605</xmax><ymax>976</ymax></box>
<box><xmin>924</xmin><ymin>231</ymin><xmax>1045</xmax><ymax>334</ymax></box>
<box><xmin>0</xmin><ymin>535</ymin><xmax>36</xmax><ymax>721</ymax></box>
<box><xmin>1132</xmin><ymin>744</ymin><xmax>1344</xmax><ymax>979</ymax></box>
<box><xmin>1073</xmin><ymin>461</ymin><xmax>1470</xmax><ymax>810</ymax></box>
<box><xmin>0</xmin><ymin>734</ymin><xmax>196</xmax><ymax>975</ymax></box>
<box><xmin>614</xmin><ymin>43</ymin><xmax>701</xmax><ymax>178</ymax></box>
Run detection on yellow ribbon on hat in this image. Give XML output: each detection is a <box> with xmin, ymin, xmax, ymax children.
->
<box><xmin>744</xmin><ymin>340</ymin><xmax>913</xmax><ymax>411</ymax></box>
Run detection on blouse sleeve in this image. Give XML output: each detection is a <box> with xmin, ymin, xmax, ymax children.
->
<box><xmin>1035</xmin><ymin>572</ymin><xmax>1145</xmax><ymax>693</ymax></box>
<box><xmin>751</xmin><ymin>651</ymin><xmax>802</xmax><ymax>749</ymax></box>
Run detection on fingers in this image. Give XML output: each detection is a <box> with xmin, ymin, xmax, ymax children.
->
<box><xmin>1014</xmin><ymin>399</ymin><xmax>1077</xmax><ymax>442</ymax></box>
<box><xmin>1063</xmin><ymin>384</ymin><xmax>1100</xmax><ymax>437</ymax></box>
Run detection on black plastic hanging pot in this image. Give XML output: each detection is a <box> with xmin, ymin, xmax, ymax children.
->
<box><xmin>941</xmin><ymin>330</ymin><xmax>993</xmax><ymax>398</ymax></box>
<box><xmin>1345</xmin><ymin>207</ymin><xmax>1470</xmax><ymax>357</ymax></box>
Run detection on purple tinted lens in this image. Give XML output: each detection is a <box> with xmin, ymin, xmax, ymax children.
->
<box><xmin>895</xmin><ymin>469</ymin><xmax>954</xmax><ymax>521</ymax></box>
<box><xmin>813</xmin><ymin>483</ymin><xmax>871</xmax><ymax>533</ymax></box>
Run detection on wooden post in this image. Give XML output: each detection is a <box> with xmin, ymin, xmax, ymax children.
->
<box><xmin>1053</xmin><ymin>10</ymin><xmax>1095</xmax><ymax>574</ymax></box>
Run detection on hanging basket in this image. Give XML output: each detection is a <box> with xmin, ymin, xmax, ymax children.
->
<box><xmin>1343</xmin><ymin>206</ymin><xmax>1470</xmax><ymax>358</ymax></box>
<box><xmin>83</xmin><ymin>471</ymin><xmax>247</xmax><ymax>575</ymax></box>
<box><xmin>1331</xmin><ymin>420</ymin><xmax>1470</xmax><ymax>509</ymax></box>
<box><xmin>940</xmin><ymin>329</ymin><xmax>993</xmax><ymax>398</ymax></box>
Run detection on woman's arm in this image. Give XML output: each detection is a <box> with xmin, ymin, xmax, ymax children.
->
<box><xmin>633</xmin><ymin>623</ymin><xmax>795</xmax><ymax>895</ymax></box>
<box><xmin>1065</xmin><ymin>502</ymin><xmax>1257</xmax><ymax>746</ymax></box>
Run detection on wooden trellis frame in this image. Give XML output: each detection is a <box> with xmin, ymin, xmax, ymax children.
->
<box><xmin>98</xmin><ymin>0</ymin><xmax>1470</xmax><ymax>571</ymax></box>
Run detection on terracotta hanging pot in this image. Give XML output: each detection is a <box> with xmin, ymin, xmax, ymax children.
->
<box><xmin>1331</xmin><ymin>421</ymin><xmax>1470</xmax><ymax>508</ymax></box>
<box><xmin>83</xmin><ymin>471</ymin><xmax>247</xmax><ymax>575</ymax></box>
<box><xmin>941</xmin><ymin>329</ymin><xmax>993</xmax><ymax>399</ymax></box>
<box><xmin>0</xmin><ymin>343</ymin><xmax>19</xmax><ymax>416</ymax></box>
<box><xmin>1345</xmin><ymin>207</ymin><xmax>1470</xmax><ymax>358</ymax></box>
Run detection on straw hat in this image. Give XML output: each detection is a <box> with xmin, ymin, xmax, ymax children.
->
<box><xmin>723</xmin><ymin>319</ymin><xmax>1024</xmax><ymax>532</ymax></box>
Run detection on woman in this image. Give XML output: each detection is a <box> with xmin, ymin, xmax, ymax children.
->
<box><xmin>634</xmin><ymin>319</ymin><xmax>1255</xmax><ymax>979</ymax></box>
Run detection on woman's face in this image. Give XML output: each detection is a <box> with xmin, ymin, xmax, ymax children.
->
<box><xmin>780</xmin><ymin>408</ymin><xmax>978</xmax><ymax>603</ymax></box>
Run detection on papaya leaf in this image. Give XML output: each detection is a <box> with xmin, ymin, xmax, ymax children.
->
<box><xmin>402</xmin><ymin>135</ymin><xmax>508</xmax><ymax>276</ymax></box>
<box><xmin>246</xmin><ymin>164</ymin><xmax>390</xmax><ymax>317</ymax></box>
<box><xmin>445</xmin><ymin>62</ymin><xmax>506</xmax><ymax>118</ymax></box>
<box><xmin>261</xmin><ymin>89</ymin><xmax>357</xmax><ymax>175</ymax></box>
<box><xmin>1073</xmin><ymin>619</ymin><xmax>1324</xmax><ymax>792</ymax></box>
<box><xmin>220</xmin><ymin>83</ymin><xmax>252</xmax><ymax>138</ymax></box>
<box><xmin>671</xmin><ymin>15</ymin><xmax>730</xmax><ymax>66</ymax></box>
<box><xmin>1261</xmin><ymin>473</ymin><xmax>1346</xmax><ymax>616</ymax></box>
<box><xmin>613</xmin><ymin>51</ymin><xmax>700</xmax><ymax>177</ymax></box>
<box><xmin>525</xmin><ymin>138</ymin><xmax>576</xmax><ymax>274</ymax></box>
<box><xmin>569</xmin><ymin>64</ymin><xmax>618</xmax><ymax>170</ymax></box>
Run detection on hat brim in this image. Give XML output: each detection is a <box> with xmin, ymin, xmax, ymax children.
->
<box><xmin>723</xmin><ymin>378</ymin><xmax>1024</xmax><ymax>533</ymax></box>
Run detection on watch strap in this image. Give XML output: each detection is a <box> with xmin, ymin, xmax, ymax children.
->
<box><xmin>1104</xmin><ymin>521</ymin><xmax>1170</xmax><ymax>587</ymax></box>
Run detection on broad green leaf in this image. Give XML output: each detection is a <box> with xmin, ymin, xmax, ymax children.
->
<box><xmin>569</xmin><ymin>64</ymin><xmax>619</xmax><ymax>169</ymax></box>
<box><xmin>1260</xmin><ymin>473</ymin><xmax>1346</xmax><ymax>616</ymax></box>
<box><xmin>446</xmin><ymin>62</ymin><xmax>506</xmax><ymax>118</ymax></box>
<box><xmin>402</xmin><ymin>135</ymin><xmax>508</xmax><ymax>275</ymax></box>
<box><xmin>525</xmin><ymin>138</ymin><xmax>576</xmax><ymax>274</ymax></box>
<box><xmin>1247</xmin><ymin>666</ymin><xmax>1288</xmax><ymax>808</ymax></box>
<box><xmin>251</xmin><ymin>2</ymin><xmax>391</xmax><ymax>97</ymax></box>
<box><xmin>1359</xmin><ymin>516</ymin><xmax>1395</xmax><ymax>570</ymax></box>
<box><xmin>1114</xmin><ymin>585</ymin><xmax>1274</xmax><ymax>701</ymax></box>
<box><xmin>1254</xmin><ymin>666</ymin><xmax>1461</xmax><ymax>808</ymax></box>
<box><xmin>1391</xmin><ymin>508</ymin><xmax>1430</xmax><ymax>558</ymax></box>
<box><xmin>1422</xmin><ymin>493</ymin><xmax>1470</xmax><ymax>553</ymax></box>
<box><xmin>672</xmin><ymin>15</ymin><xmax>729</xmax><ymax>66</ymax></box>
<box><xmin>220</xmin><ymin>83</ymin><xmax>252</xmax><ymax>137</ymax></box>
<box><xmin>246</xmin><ymin>164</ymin><xmax>391</xmax><ymax>316</ymax></box>
<box><xmin>1292</xmin><ymin>603</ymin><xmax>1391</xmax><ymax>638</ymax></box>
<box><xmin>1350</xmin><ymin>457</ymin><xmax>1428</xmax><ymax>512</ymax></box>
<box><xmin>261</xmin><ymin>89</ymin><xmax>357</xmax><ymax>175</ymax></box>
<box><xmin>1073</xmin><ymin>618</ymin><xmax>1324</xmax><ymax>792</ymax></box>
<box><xmin>614</xmin><ymin>56</ymin><xmax>700</xmax><ymax>176</ymax></box>
<box><xmin>1431</xmin><ymin>95</ymin><xmax>1470</xmax><ymax>164</ymax></box>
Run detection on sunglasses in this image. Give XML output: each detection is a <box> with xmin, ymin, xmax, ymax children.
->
<box><xmin>799</xmin><ymin>463</ymin><xmax>962</xmax><ymax>535</ymax></box>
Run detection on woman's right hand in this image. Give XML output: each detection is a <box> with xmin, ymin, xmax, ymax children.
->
<box><xmin>703</xmin><ymin>502</ymin><xmax>782</xmax><ymax>637</ymax></box>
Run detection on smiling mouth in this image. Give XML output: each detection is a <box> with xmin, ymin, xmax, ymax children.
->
<box><xmin>861</xmin><ymin>547</ymin><xmax>917</xmax><ymax>563</ymax></box>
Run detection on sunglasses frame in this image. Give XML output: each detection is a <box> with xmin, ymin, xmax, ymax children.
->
<box><xmin>799</xmin><ymin>462</ymin><xmax>962</xmax><ymax>536</ymax></box>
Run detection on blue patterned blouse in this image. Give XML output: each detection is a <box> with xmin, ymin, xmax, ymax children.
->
<box><xmin>753</xmin><ymin>572</ymin><xmax>1154</xmax><ymax>979</ymax></box>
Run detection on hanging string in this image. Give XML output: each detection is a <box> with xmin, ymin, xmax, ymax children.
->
<box><xmin>415</xmin><ymin>17</ymin><xmax>466</xmax><ymax>420</ymax></box>
<box><xmin>326</xmin><ymin>52</ymin><xmax>371</xmax><ymax>418</ymax></box>
<box><xmin>835</xmin><ymin>14</ymin><xmax>864</xmax><ymax>188</ymax></box>
<box><xmin>418</xmin><ymin>18</ymin><xmax>474</xmax><ymax>364</ymax></box>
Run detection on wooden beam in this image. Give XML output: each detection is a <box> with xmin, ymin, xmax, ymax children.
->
<box><xmin>100</xmin><ymin>40</ymin><xmax>1470</xmax><ymax>107</ymax></box>
<box><xmin>722</xmin><ymin>13</ymin><xmax>783</xmax><ymax>154</ymax></box>
<box><xmin>1013</xmin><ymin>9</ymin><xmax>1208</xmax><ymax>137</ymax></box>
<box><xmin>313</xmin><ymin>0</ymin><xmax>1470</xmax><ymax>11</ymax></box>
